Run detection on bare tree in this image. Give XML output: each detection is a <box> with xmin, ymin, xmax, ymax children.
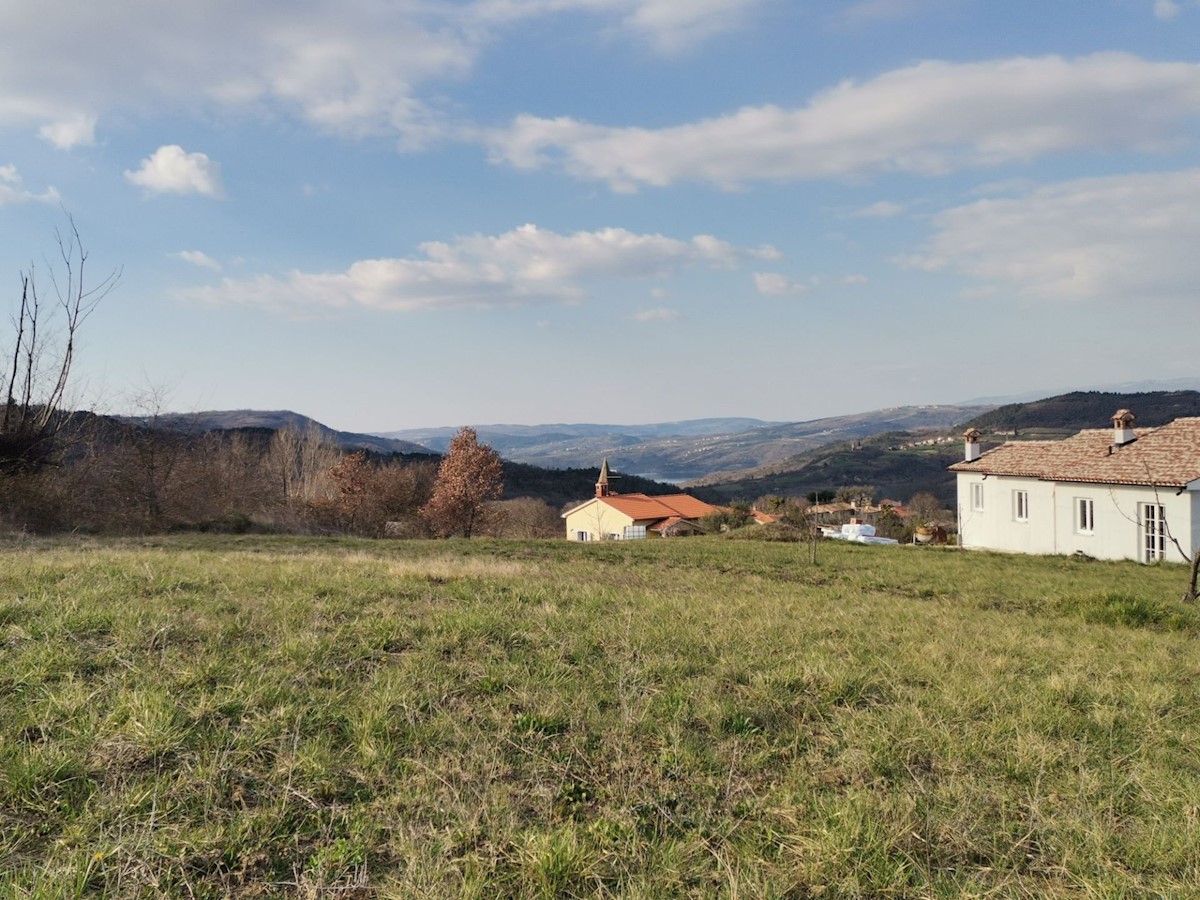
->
<box><xmin>1</xmin><ymin>217</ymin><xmax>119</xmax><ymax>473</ymax></box>
<box><xmin>269</xmin><ymin>423</ymin><xmax>341</xmax><ymax>515</ymax></box>
<box><xmin>421</xmin><ymin>427</ymin><xmax>504</xmax><ymax>538</ymax></box>
<box><xmin>488</xmin><ymin>497</ymin><xmax>562</xmax><ymax>538</ymax></box>
<box><xmin>907</xmin><ymin>492</ymin><xmax>942</xmax><ymax>525</ymax></box>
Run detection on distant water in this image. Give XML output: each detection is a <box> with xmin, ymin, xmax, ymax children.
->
<box><xmin>634</xmin><ymin>472</ymin><xmax>694</xmax><ymax>485</ymax></box>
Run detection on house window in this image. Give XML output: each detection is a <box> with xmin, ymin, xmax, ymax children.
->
<box><xmin>623</xmin><ymin>525</ymin><xmax>647</xmax><ymax>540</ymax></box>
<box><xmin>1013</xmin><ymin>490</ymin><xmax>1029</xmax><ymax>522</ymax></box>
<box><xmin>575</xmin><ymin>531</ymin><xmax>590</xmax><ymax>542</ymax></box>
<box><xmin>1076</xmin><ymin>498</ymin><xmax>1094</xmax><ymax>534</ymax></box>
<box><xmin>971</xmin><ymin>483</ymin><xmax>985</xmax><ymax>511</ymax></box>
<box><xmin>1142</xmin><ymin>504</ymin><xmax>1166</xmax><ymax>562</ymax></box>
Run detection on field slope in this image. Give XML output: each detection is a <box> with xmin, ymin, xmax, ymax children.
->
<box><xmin>2</xmin><ymin>536</ymin><xmax>1199</xmax><ymax>897</ymax></box>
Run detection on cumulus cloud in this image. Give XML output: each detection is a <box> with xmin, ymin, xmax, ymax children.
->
<box><xmin>180</xmin><ymin>224</ymin><xmax>768</xmax><ymax>312</ymax></box>
<box><xmin>38</xmin><ymin>114</ymin><xmax>97</xmax><ymax>149</ymax></box>
<box><xmin>125</xmin><ymin>145</ymin><xmax>224</xmax><ymax>197</ymax></box>
<box><xmin>895</xmin><ymin>168</ymin><xmax>1200</xmax><ymax>303</ymax></box>
<box><xmin>632</xmin><ymin>307</ymin><xmax>680</xmax><ymax>321</ymax></box>
<box><xmin>0</xmin><ymin>164</ymin><xmax>59</xmax><ymax>205</ymax></box>
<box><xmin>0</xmin><ymin>1</ymin><xmax>757</xmax><ymax>147</ymax></box>
<box><xmin>173</xmin><ymin>250</ymin><xmax>222</xmax><ymax>271</ymax></box>
<box><xmin>753</xmin><ymin>272</ymin><xmax>810</xmax><ymax>295</ymax></box>
<box><xmin>487</xmin><ymin>53</ymin><xmax>1200</xmax><ymax>190</ymax></box>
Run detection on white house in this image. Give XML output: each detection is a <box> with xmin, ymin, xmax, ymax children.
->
<box><xmin>950</xmin><ymin>410</ymin><xmax>1200</xmax><ymax>563</ymax></box>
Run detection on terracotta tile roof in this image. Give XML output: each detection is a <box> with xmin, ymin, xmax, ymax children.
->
<box><xmin>805</xmin><ymin>501</ymin><xmax>855</xmax><ymax>516</ymax></box>
<box><xmin>949</xmin><ymin>418</ymin><xmax>1200</xmax><ymax>487</ymax></box>
<box><xmin>598</xmin><ymin>493</ymin><xmax>720</xmax><ymax>521</ymax></box>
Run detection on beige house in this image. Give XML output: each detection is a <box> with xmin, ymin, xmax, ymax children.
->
<box><xmin>562</xmin><ymin>460</ymin><xmax>720</xmax><ymax>541</ymax></box>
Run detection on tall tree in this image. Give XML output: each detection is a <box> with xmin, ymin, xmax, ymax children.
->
<box><xmin>421</xmin><ymin>427</ymin><xmax>504</xmax><ymax>538</ymax></box>
<box><xmin>2</xmin><ymin>217</ymin><xmax>119</xmax><ymax>473</ymax></box>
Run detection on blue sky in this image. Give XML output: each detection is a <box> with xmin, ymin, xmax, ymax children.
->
<box><xmin>2</xmin><ymin>0</ymin><xmax>1198</xmax><ymax>432</ymax></box>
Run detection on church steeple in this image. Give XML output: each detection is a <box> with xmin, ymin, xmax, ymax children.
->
<box><xmin>596</xmin><ymin>458</ymin><xmax>612</xmax><ymax>497</ymax></box>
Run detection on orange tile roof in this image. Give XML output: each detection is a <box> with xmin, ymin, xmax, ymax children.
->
<box><xmin>598</xmin><ymin>493</ymin><xmax>720</xmax><ymax>521</ymax></box>
<box><xmin>949</xmin><ymin>418</ymin><xmax>1200</xmax><ymax>487</ymax></box>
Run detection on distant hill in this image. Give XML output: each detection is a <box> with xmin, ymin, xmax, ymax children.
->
<box><xmin>377</xmin><ymin>418</ymin><xmax>772</xmax><ymax>450</ymax></box>
<box><xmin>690</xmin><ymin>431</ymin><xmax>962</xmax><ymax>507</ymax></box>
<box><xmin>123</xmin><ymin>410</ymin><xmax>432</xmax><ymax>456</ymax></box>
<box><xmin>964</xmin><ymin>391</ymin><xmax>1200</xmax><ymax>435</ymax></box>
<box><xmin>378</xmin><ymin>406</ymin><xmax>988</xmax><ymax>481</ymax></box>
<box><xmin>117</xmin><ymin>410</ymin><xmax>691</xmax><ymax>511</ymax></box>
<box><xmin>693</xmin><ymin>389</ymin><xmax>1200</xmax><ymax>508</ymax></box>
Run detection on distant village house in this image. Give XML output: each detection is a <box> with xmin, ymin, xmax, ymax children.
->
<box><xmin>562</xmin><ymin>459</ymin><xmax>720</xmax><ymax>541</ymax></box>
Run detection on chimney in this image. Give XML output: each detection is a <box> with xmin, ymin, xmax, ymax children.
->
<box><xmin>963</xmin><ymin>428</ymin><xmax>982</xmax><ymax>462</ymax></box>
<box><xmin>595</xmin><ymin>458</ymin><xmax>611</xmax><ymax>498</ymax></box>
<box><xmin>1112</xmin><ymin>409</ymin><xmax>1136</xmax><ymax>448</ymax></box>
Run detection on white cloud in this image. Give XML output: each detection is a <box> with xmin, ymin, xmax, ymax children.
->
<box><xmin>0</xmin><ymin>164</ymin><xmax>59</xmax><ymax>205</ymax></box>
<box><xmin>38</xmin><ymin>114</ymin><xmax>96</xmax><ymax>149</ymax></box>
<box><xmin>896</xmin><ymin>168</ymin><xmax>1200</xmax><ymax>303</ymax></box>
<box><xmin>616</xmin><ymin>0</ymin><xmax>762</xmax><ymax>52</ymax></box>
<box><xmin>180</xmin><ymin>224</ymin><xmax>765</xmax><ymax>312</ymax></box>
<box><xmin>125</xmin><ymin>145</ymin><xmax>224</xmax><ymax>197</ymax></box>
<box><xmin>753</xmin><ymin>272</ymin><xmax>810</xmax><ymax>295</ymax></box>
<box><xmin>632</xmin><ymin>307</ymin><xmax>680</xmax><ymax>321</ymax></box>
<box><xmin>851</xmin><ymin>201</ymin><xmax>904</xmax><ymax>218</ymax></box>
<box><xmin>0</xmin><ymin>1</ymin><xmax>756</xmax><ymax>147</ymax></box>
<box><xmin>1154</xmin><ymin>0</ymin><xmax>1181</xmax><ymax>19</ymax></box>
<box><xmin>174</xmin><ymin>250</ymin><xmax>222</xmax><ymax>271</ymax></box>
<box><xmin>487</xmin><ymin>53</ymin><xmax>1200</xmax><ymax>190</ymax></box>
<box><xmin>842</xmin><ymin>274</ymin><xmax>870</xmax><ymax>284</ymax></box>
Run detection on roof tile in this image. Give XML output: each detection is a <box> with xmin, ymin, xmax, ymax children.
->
<box><xmin>949</xmin><ymin>418</ymin><xmax>1200</xmax><ymax>487</ymax></box>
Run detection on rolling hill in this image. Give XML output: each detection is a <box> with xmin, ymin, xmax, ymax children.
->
<box><xmin>123</xmin><ymin>410</ymin><xmax>432</xmax><ymax>456</ymax></box>
<box><xmin>963</xmin><ymin>390</ymin><xmax>1200</xmax><ymax>435</ymax></box>
<box><xmin>692</xmin><ymin>390</ymin><xmax>1200</xmax><ymax>507</ymax></box>
<box><xmin>377</xmin><ymin>405</ymin><xmax>989</xmax><ymax>481</ymax></box>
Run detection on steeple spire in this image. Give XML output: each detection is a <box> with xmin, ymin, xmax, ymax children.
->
<box><xmin>596</xmin><ymin>458</ymin><xmax>612</xmax><ymax>498</ymax></box>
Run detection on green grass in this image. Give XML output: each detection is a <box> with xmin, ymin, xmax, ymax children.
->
<box><xmin>1</xmin><ymin>534</ymin><xmax>1199</xmax><ymax>897</ymax></box>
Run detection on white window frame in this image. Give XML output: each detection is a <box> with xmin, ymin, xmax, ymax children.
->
<box><xmin>1142</xmin><ymin>503</ymin><xmax>1166</xmax><ymax>562</ymax></box>
<box><xmin>970</xmin><ymin>482</ymin><xmax>985</xmax><ymax>512</ymax></box>
<box><xmin>1076</xmin><ymin>498</ymin><xmax>1094</xmax><ymax>535</ymax></box>
<box><xmin>1013</xmin><ymin>490</ymin><xmax>1029</xmax><ymax>523</ymax></box>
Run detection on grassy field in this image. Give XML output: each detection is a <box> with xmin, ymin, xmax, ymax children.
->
<box><xmin>2</xmin><ymin>534</ymin><xmax>1199</xmax><ymax>898</ymax></box>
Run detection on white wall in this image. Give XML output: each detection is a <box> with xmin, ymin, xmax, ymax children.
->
<box><xmin>958</xmin><ymin>474</ymin><xmax>1055</xmax><ymax>555</ymax></box>
<box><xmin>958</xmin><ymin>473</ymin><xmax>1199</xmax><ymax>563</ymax></box>
<box><xmin>562</xmin><ymin>499</ymin><xmax>635</xmax><ymax>541</ymax></box>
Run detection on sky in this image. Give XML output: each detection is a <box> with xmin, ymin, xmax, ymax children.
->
<box><xmin>2</xmin><ymin>0</ymin><xmax>1199</xmax><ymax>433</ymax></box>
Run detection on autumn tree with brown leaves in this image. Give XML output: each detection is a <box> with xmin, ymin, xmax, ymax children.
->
<box><xmin>421</xmin><ymin>427</ymin><xmax>504</xmax><ymax>538</ymax></box>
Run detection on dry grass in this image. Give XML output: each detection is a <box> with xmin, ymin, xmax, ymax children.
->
<box><xmin>1</xmin><ymin>535</ymin><xmax>1198</xmax><ymax>897</ymax></box>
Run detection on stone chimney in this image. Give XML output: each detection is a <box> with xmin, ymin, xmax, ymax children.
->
<box><xmin>1112</xmin><ymin>409</ymin><xmax>1136</xmax><ymax>448</ymax></box>
<box><xmin>963</xmin><ymin>428</ymin><xmax>982</xmax><ymax>462</ymax></box>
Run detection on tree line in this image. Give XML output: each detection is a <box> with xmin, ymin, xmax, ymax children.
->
<box><xmin>0</xmin><ymin>221</ymin><xmax>565</xmax><ymax>538</ymax></box>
